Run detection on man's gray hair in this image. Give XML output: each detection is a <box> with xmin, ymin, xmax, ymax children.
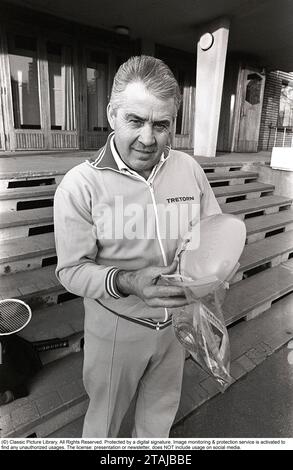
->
<box><xmin>110</xmin><ymin>55</ymin><xmax>182</xmax><ymax>114</ymax></box>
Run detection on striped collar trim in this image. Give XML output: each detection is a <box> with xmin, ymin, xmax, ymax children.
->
<box><xmin>87</xmin><ymin>131</ymin><xmax>117</xmax><ymax>170</ymax></box>
<box><xmin>86</xmin><ymin>132</ymin><xmax>171</xmax><ymax>172</ymax></box>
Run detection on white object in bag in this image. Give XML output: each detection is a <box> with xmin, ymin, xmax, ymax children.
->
<box><xmin>178</xmin><ymin>213</ymin><xmax>246</xmax><ymax>283</ymax></box>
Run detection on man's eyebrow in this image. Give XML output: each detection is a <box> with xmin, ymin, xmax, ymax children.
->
<box><xmin>125</xmin><ymin>113</ymin><xmax>145</xmax><ymax>121</ymax></box>
<box><xmin>154</xmin><ymin>119</ymin><xmax>171</xmax><ymax>126</ymax></box>
<box><xmin>125</xmin><ymin>113</ymin><xmax>171</xmax><ymax>125</ymax></box>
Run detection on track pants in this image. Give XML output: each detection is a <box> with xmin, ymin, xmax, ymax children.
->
<box><xmin>82</xmin><ymin>306</ymin><xmax>185</xmax><ymax>438</ymax></box>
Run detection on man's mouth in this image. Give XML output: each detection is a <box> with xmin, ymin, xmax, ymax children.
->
<box><xmin>132</xmin><ymin>148</ymin><xmax>156</xmax><ymax>154</ymax></box>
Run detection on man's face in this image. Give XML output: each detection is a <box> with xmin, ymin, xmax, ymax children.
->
<box><xmin>107</xmin><ymin>81</ymin><xmax>176</xmax><ymax>178</ymax></box>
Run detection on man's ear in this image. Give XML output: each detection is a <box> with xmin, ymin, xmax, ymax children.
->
<box><xmin>107</xmin><ymin>103</ymin><xmax>116</xmax><ymax>130</ymax></box>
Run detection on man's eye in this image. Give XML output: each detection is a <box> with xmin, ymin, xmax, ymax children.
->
<box><xmin>130</xmin><ymin>120</ymin><xmax>142</xmax><ymax>126</ymax></box>
<box><xmin>154</xmin><ymin>123</ymin><xmax>168</xmax><ymax>131</ymax></box>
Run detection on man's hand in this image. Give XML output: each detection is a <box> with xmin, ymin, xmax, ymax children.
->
<box><xmin>116</xmin><ymin>260</ymin><xmax>189</xmax><ymax>308</ymax></box>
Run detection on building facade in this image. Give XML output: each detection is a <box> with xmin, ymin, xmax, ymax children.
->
<box><xmin>0</xmin><ymin>3</ymin><xmax>196</xmax><ymax>152</ymax></box>
<box><xmin>0</xmin><ymin>2</ymin><xmax>291</xmax><ymax>155</ymax></box>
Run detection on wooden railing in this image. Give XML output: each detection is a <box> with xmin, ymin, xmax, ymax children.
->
<box><xmin>15</xmin><ymin>130</ymin><xmax>45</xmax><ymax>150</ymax></box>
<box><xmin>173</xmin><ymin>134</ymin><xmax>192</xmax><ymax>150</ymax></box>
<box><xmin>85</xmin><ymin>131</ymin><xmax>110</xmax><ymax>149</ymax></box>
<box><xmin>51</xmin><ymin>131</ymin><xmax>78</xmax><ymax>149</ymax></box>
<box><xmin>14</xmin><ymin>130</ymin><xmax>79</xmax><ymax>150</ymax></box>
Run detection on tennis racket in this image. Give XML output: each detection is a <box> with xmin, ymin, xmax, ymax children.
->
<box><xmin>0</xmin><ymin>299</ymin><xmax>32</xmax><ymax>363</ymax></box>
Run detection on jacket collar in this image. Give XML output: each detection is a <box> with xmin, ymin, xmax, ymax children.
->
<box><xmin>87</xmin><ymin>131</ymin><xmax>171</xmax><ymax>171</ymax></box>
<box><xmin>87</xmin><ymin>132</ymin><xmax>117</xmax><ymax>170</ymax></box>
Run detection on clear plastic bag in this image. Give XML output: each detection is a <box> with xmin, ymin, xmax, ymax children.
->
<box><xmin>158</xmin><ymin>213</ymin><xmax>245</xmax><ymax>392</ymax></box>
<box><xmin>160</xmin><ymin>268</ymin><xmax>238</xmax><ymax>392</ymax></box>
<box><xmin>172</xmin><ymin>286</ymin><xmax>233</xmax><ymax>392</ymax></box>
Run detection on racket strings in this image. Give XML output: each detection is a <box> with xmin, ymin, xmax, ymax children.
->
<box><xmin>0</xmin><ymin>301</ymin><xmax>31</xmax><ymax>334</ymax></box>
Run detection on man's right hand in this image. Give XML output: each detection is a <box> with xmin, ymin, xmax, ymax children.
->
<box><xmin>116</xmin><ymin>260</ymin><xmax>190</xmax><ymax>308</ymax></box>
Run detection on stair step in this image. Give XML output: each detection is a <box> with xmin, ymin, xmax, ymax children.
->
<box><xmin>221</xmin><ymin>195</ymin><xmax>292</xmax><ymax>218</ymax></box>
<box><xmin>0</xmin><ymin>207</ymin><xmax>53</xmax><ymax>229</ymax></box>
<box><xmin>223</xmin><ymin>259</ymin><xmax>293</xmax><ymax>325</ymax></box>
<box><xmin>194</xmin><ymin>154</ymin><xmax>270</xmax><ymax>167</ymax></box>
<box><xmin>0</xmin><ymin>174</ymin><xmax>63</xmax><ymax>192</ymax></box>
<box><xmin>0</xmin><ymin>186</ymin><xmax>55</xmax><ymax>212</ymax></box>
<box><xmin>0</xmin><ymin>185</ymin><xmax>56</xmax><ymax>200</ymax></box>
<box><xmin>0</xmin><ymin>207</ymin><xmax>54</xmax><ymax>240</ymax></box>
<box><xmin>204</xmin><ymin>166</ymin><xmax>243</xmax><ymax>173</ymax></box>
<box><xmin>245</xmin><ymin>210</ymin><xmax>293</xmax><ymax>243</ymax></box>
<box><xmin>47</xmin><ymin>415</ymin><xmax>84</xmax><ymax>438</ymax></box>
<box><xmin>0</xmin><ymin>233</ymin><xmax>56</xmax><ymax>274</ymax></box>
<box><xmin>0</xmin><ymin>265</ymin><xmax>73</xmax><ymax>309</ymax></box>
<box><xmin>233</xmin><ymin>231</ymin><xmax>293</xmax><ymax>282</ymax></box>
<box><xmin>18</xmin><ymin>298</ymin><xmax>84</xmax><ymax>366</ymax></box>
<box><xmin>194</xmin><ymin>155</ymin><xmax>245</xmax><ymax>170</ymax></box>
<box><xmin>19</xmin><ymin>298</ymin><xmax>84</xmax><ymax>344</ymax></box>
<box><xmin>214</xmin><ymin>182</ymin><xmax>274</xmax><ymax>203</ymax></box>
<box><xmin>207</xmin><ymin>170</ymin><xmax>258</xmax><ymax>186</ymax></box>
<box><xmin>0</xmin><ymin>151</ymin><xmax>90</xmax><ymax>181</ymax></box>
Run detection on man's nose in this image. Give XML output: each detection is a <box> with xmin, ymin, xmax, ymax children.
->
<box><xmin>138</xmin><ymin>124</ymin><xmax>155</xmax><ymax>146</ymax></box>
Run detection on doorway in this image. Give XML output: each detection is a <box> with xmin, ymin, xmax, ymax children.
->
<box><xmin>0</xmin><ymin>31</ymin><xmax>78</xmax><ymax>151</ymax></box>
<box><xmin>232</xmin><ymin>67</ymin><xmax>266</xmax><ymax>152</ymax></box>
<box><xmin>81</xmin><ymin>48</ymin><xmax>111</xmax><ymax>149</ymax></box>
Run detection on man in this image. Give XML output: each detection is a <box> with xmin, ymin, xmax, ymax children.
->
<box><xmin>54</xmin><ymin>55</ymin><xmax>221</xmax><ymax>438</ymax></box>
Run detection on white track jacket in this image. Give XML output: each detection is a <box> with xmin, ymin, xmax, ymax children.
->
<box><xmin>54</xmin><ymin>133</ymin><xmax>221</xmax><ymax>328</ymax></box>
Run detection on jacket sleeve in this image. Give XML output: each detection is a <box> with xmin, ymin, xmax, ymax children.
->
<box><xmin>195</xmin><ymin>163</ymin><xmax>222</xmax><ymax>217</ymax></box>
<box><xmin>54</xmin><ymin>185</ymin><xmax>122</xmax><ymax>300</ymax></box>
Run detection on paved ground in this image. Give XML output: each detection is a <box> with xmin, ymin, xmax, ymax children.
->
<box><xmin>50</xmin><ymin>341</ymin><xmax>293</xmax><ymax>439</ymax></box>
<box><xmin>171</xmin><ymin>343</ymin><xmax>293</xmax><ymax>438</ymax></box>
<box><xmin>47</xmin><ymin>293</ymin><xmax>293</xmax><ymax>439</ymax></box>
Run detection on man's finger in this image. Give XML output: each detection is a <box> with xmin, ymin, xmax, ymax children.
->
<box><xmin>147</xmin><ymin>297</ymin><xmax>189</xmax><ymax>308</ymax></box>
<box><xmin>143</xmin><ymin>285</ymin><xmax>186</xmax><ymax>299</ymax></box>
<box><xmin>159</xmin><ymin>259</ymin><xmax>178</xmax><ymax>276</ymax></box>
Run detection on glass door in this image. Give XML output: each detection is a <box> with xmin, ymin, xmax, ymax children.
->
<box><xmin>7</xmin><ymin>33</ymin><xmax>44</xmax><ymax>149</ymax></box>
<box><xmin>47</xmin><ymin>41</ymin><xmax>78</xmax><ymax>149</ymax></box>
<box><xmin>232</xmin><ymin>66</ymin><xmax>266</xmax><ymax>152</ymax></box>
<box><xmin>0</xmin><ymin>57</ymin><xmax>6</xmax><ymax>150</ymax></box>
<box><xmin>83</xmin><ymin>49</ymin><xmax>110</xmax><ymax>149</ymax></box>
<box><xmin>2</xmin><ymin>31</ymin><xmax>79</xmax><ymax>151</ymax></box>
<box><xmin>0</xmin><ymin>93</ymin><xmax>5</xmax><ymax>150</ymax></box>
<box><xmin>173</xmin><ymin>68</ymin><xmax>195</xmax><ymax>150</ymax></box>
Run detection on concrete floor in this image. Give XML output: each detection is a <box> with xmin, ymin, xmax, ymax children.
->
<box><xmin>0</xmin><ymin>150</ymin><xmax>271</xmax><ymax>178</ymax></box>
<box><xmin>171</xmin><ymin>343</ymin><xmax>293</xmax><ymax>438</ymax></box>
<box><xmin>50</xmin><ymin>341</ymin><xmax>293</xmax><ymax>439</ymax></box>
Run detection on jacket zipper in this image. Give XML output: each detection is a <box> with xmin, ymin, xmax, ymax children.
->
<box><xmin>89</xmin><ymin>158</ymin><xmax>170</xmax><ymax>323</ymax></box>
<box><xmin>118</xmin><ymin>167</ymin><xmax>169</xmax><ymax>323</ymax></box>
<box><xmin>146</xmin><ymin>176</ymin><xmax>169</xmax><ymax>323</ymax></box>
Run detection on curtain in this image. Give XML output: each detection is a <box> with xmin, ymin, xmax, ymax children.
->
<box><xmin>61</xmin><ymin>46</ymin><xmax>76</xmax><ymax>131</ymax></box>
<box><xmin>177</xmin><ymin>71</ymin><xmax>195</xmax><ymax>136</ymax></box>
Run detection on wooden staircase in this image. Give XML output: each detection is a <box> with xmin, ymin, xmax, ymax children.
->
<box><xmin>0</xmin><ymin>156</ymin><xmax>293</xmax><ymax>437</ymax></box>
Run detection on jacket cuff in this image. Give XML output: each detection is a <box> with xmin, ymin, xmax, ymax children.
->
<box><xmin>105</xmin><ymin>267</ymin><xmax>129</xmax><ymax>299</ymax></box>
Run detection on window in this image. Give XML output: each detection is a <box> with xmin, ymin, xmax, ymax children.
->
<box><xmin>278</xmin><ymin>80</ymin><xmax>293</xmax><ymax>127</ymax></box>
<box><xmin>8</xmin><ymin>34</ymin><xmax>41</xmax><ymax>129</ymax></box>
<box><xmin>245</xmin><ymin>73</ymin><xmax>262</xmax><ymax>105</ymax></box>
<box><xmin>47</xmin><ymin>41</ymin><xmax>76</xmax><ymax>130</ymax></box>
<box><xmin>176</xmin><ymin>69</ymin><xmax>194</xmax><ymax>135</ymax></box>
<box><xmin>86</xmin><ymin>50</ymin><xmax>108</xmax><ymax>132</ymax></box>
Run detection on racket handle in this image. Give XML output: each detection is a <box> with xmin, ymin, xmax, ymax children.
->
<box><xmin>0</xmin><ymin>341</ymin><xmax>2</xmax><ymax>364</ymax></box>
<box><xmin>33</xmin><ymin>338</ymin><xmax>69</xmax><ymax>351</ymax></box>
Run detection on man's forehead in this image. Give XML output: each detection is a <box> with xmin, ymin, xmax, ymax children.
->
<box><xmin>118</xmin><ymin>81</ymin><xmax>176</xmax><ymax>118</ymax></box>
